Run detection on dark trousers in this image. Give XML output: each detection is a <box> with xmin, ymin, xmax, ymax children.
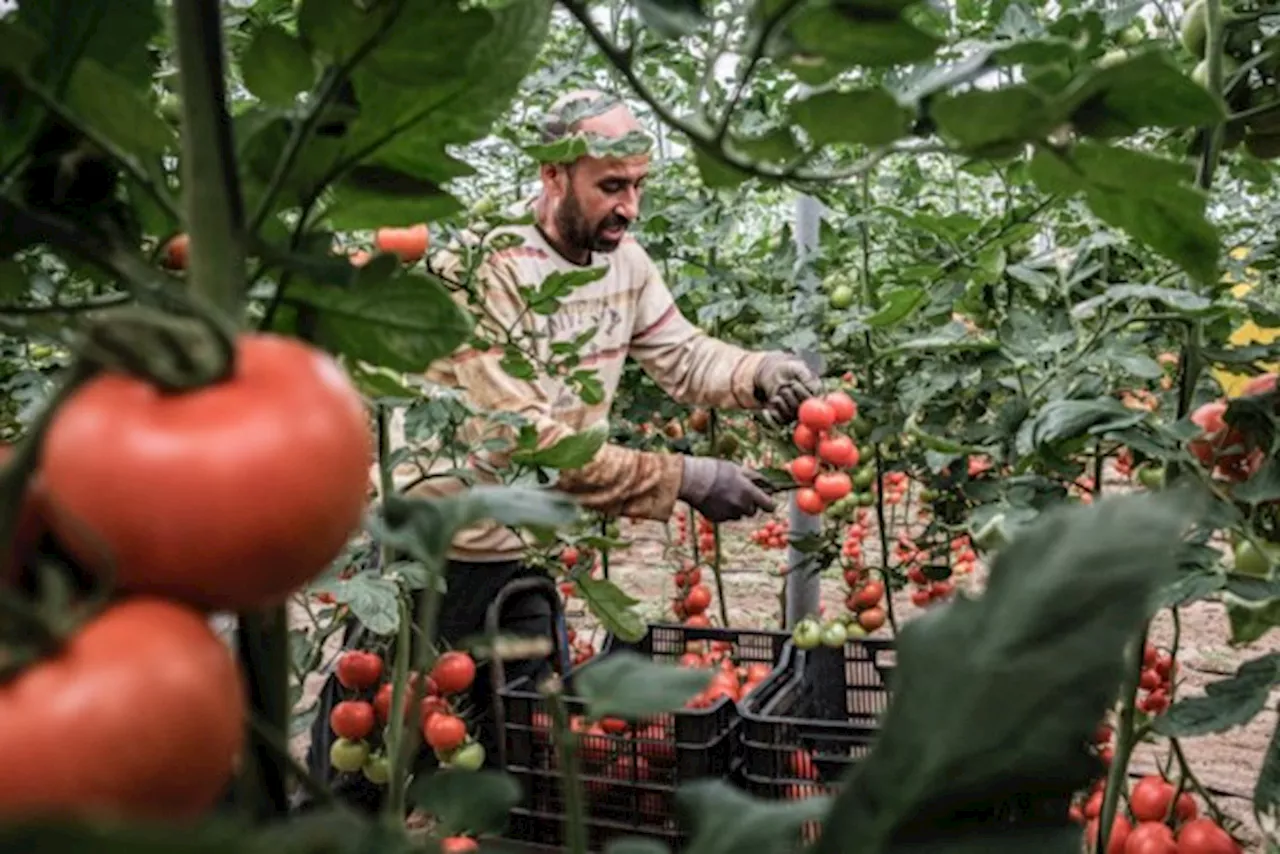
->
<box><xmin>296</xmin><ymin>559</ymin><xmax>565</xmax><ymax>814</ymax></box>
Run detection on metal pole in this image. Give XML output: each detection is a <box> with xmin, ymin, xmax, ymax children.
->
<box><xmin>784</xmin><ymin>192</ymin><xmax>824</xmax><ymax>628</ymax></box>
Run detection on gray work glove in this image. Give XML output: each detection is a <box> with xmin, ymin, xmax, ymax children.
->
<box><xmin>754</xmin><ymin>353</ymin><xmax>823</xmax><ymax>426</ymax></box>
<box><xmin>678</xmin><ymin>456</ymin><xmax>776</xmax><ymax>523</ymax></box>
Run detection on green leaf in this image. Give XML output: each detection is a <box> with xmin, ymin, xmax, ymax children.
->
<box><xmin>408</xmin><ymin>770</ymin><xmax>522</xmax><ymax>835</ymax></box>
<box><xmin>814</xmin><ymin>494</ymin><xmax>1190</xmax><ymax>853</ymax></box>
<box><xmin>1153</xmin><ymin>653</ymin><xmax>1280</xmax><ymax>737</ymax></box>
<box><xmin>1061</xmin><ymin>49</ymin><xmax>1224</xmax><ymax>139</ymax></box>
<box><xmin>524</xmin><ymin>136</ymin><xmax>591</xmax><ymax>165</ymax></box>
<box><xmin>1231</xmin><ymin>459</ymin><xmax>1280</xmax><ymax>505</ymax></box>
<box><xmin>1225</xmin><ymin>594</ymin><xmax>1280</xmax><ymax>645</ymax></box>
<box><xmin>575</xmin><ymin>650</ymin><xmax>713</xmax><ymax>719</ymax></box>
<box><xmin>575</xmin><ymin>576</ymin><xmax>647</xmax><ymax>643</ymax></box>
<box><xmin>18</xmin><ymin>0</ymin><xmax>159</xmax><ymax>87</ymax></box>
<box><xmin>511</xmin><ymin>424</ymin><xmax>608</xmax><ymax>470</ymax></box>
<box><xmin>1157</xmin><ymin>570</ymin><xmax>1225</xmax><ymax>609</ymax></box>
<box><xmin>1029</xmin><ymin>144</ymin><xmax>1220</xmax><ymax>286</ymax></box>
<box><xmin>1021</xmin><ymin>398</ymin><xmax>1147</xmax><ymax>452</ymax></box>
<box><xmin>866</xmin><ymin>287</ymin><xmax>925</xmax><ymax>328</ymax></box>
<box><xmin>242</xmin><ymin>25</ymin><xmax>316</xmax><ymax>107</ymax></box>
<box><xmin>785</xmin><ymin>3</ymin><xmax>943</xmax><ymax>68</ymax></box>
<box><xmin>313</xmin><ymin>574</ymin><xmax>402</xmax><ymax>635</ymax></box>
<box><xmin>679</xmin><ymin>780</ymin><xmax>834</xmax><ymax>854</ymax></box>
<box><xmin>606</xmin><ymin>839</ymin><xmax>672</xmax><ymax>854</ymax></box>
<box><xmin>694</xmin><ymin>146</ymin><xmax>752</xmax><ymax>190</ymax></box>
<box><xmin>1256</xmin><ymin>705</ymin><xmax>1280</xmax><ymax>818</ymax></box>
<box><xmin>930</xmin><ymin>86</ymin><xmax>1057</xmax><ymax>153</ymax></box>
<box><xmin>635</xmin><ymin>0</ymin><xmax>708</xmax><ymax>38</ymax></box>
<box><xmin>1114</xmin><ymin>354</ymin><xmax>1164</xmax><ymax>380</ymax></box>
<box><xmin>64</xmin><ymin>58</ymin><xmax>177</xmax><ymax>157</ymax></box>
<box><xmin>790</xmin><ymin>88</ymin><xmax>913</xmax><ymax>147</ymax></box>
<box><xmin>1072</xmin><ymin>284</ymin><xmax>1212</xmax><ymax>318</ymax></box>
<box><xmin>346</xmin><ymin>361</ymin><xmax>419</xmax><ymax>399</ymax></box>
<box><xmin>298</xmin><ymin>0</ymin><xmax>392</xmax><ymax>62</ymax></box>
<box><xmin>328</xmin><ymin>165</ymin><xmax>464</xmax><ymax>230</ymax></box>
<box><xmin>282</xmin><ymin>277</ymin><xmax>472</xmax><ymax>373</ymax></box>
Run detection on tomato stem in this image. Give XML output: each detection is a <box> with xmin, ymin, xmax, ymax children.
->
<box><xmin>384</xmin><ymin>595</ymin><xmax>414</xmax><ymax>824</ymax></box>
<box><xmin>1097</xmin><ymin>630</ymin><xmax>1146</xmax><ymax>850</ymax></box>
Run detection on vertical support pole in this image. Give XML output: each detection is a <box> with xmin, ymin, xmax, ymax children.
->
<box><xmin>784</xmin><ymin>193</ymin><xmax>824</xmax><ymax>628</ymax></box>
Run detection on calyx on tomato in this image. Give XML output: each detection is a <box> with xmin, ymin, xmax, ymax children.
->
<box><xmin>38</xmin><ymin>334</ymin><xmax>374</xmax><ymax>612</ymax></box>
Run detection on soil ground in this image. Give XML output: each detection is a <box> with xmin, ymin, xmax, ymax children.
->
<box><xmin>292</xmin><ymin>485</ymin><xmax>1279</xmax><ymax>852</ymax></box>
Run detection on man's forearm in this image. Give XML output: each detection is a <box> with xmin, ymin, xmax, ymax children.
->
<box><xmin>552</xmin><ymin>439</ymin><xmax>685</xmax><ymax>520</ymax></box>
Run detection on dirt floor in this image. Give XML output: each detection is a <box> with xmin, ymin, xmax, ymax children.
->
<box><xmin>292</xmin><ymin>487</ymin><xmax>1278</xmax><ymax>851</ymax></box>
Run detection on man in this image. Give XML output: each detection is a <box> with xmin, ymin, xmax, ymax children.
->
<box><xmin>300</xmin><ymin>89</ymin><xmax>821</xmax><ymax>812</ymax></box>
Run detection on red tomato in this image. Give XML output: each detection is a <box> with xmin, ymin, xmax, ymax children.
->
<box><xmin>793</xmin><ymin>424</ymin><xmax>818</xmax><ymax>452</ymax></box>
<box><xmin>818</xmin><ymin>434</ymin><xmax>859</xmax><ymax>468</ymax></box>
<box><xmin>432</xmin><ymin>651</ymin><xmax>477</xmax><ymax>696</ymax></box>
<box><xmin>684</xmin><ymin>613</ymin><xmax>711</xmax><ymax>628</ymax></box>
<box><xmin>798</xmin><ymin>399</ymin><xmax>836</xmax><ymax>431</ymax></box>
<box><xmin>374</xmin><ymin>224</ymin><xmax>430</xmax><ymax>262</ymax></box>
<box><xmin>852</xmin><ymin>580</ymin><xmax>884</xmax><ymax>610</ymax></box>
<box><xmin>1125</xmin><ymin>821</ymin><xmax>1176</xmax><ymax>854</ymax></box>
<box><xmin>424</xmin><ymin>713</ymin><xmax>467</xmax><ymax>753</ymax></box>
<box><xmin>1084</xmin><ymin>790</ymin><xmax>1104</xmax><ymax>819</ymax></box>
<box><xmin>684</xmin><ymin>584</ymin><xmax>712</xmax><ymax>616</ymax></box>
<box><xmin>441</xmin><ymin>837</ymin><xmax>479</xmax><ymax>854</ymax></box>
<box><xmin>1175</xmin><ymin>792</ymin><xmax>1197</xmax><ymax>822</ymax></box>
<box><xmin>857</xmin><ymin>607</ymin><xmax>886</xmax><ymax>631</ymax></box>
<box><xmin>0</xmin><ymin>598</ymin><xmax>244</xmax><ymax>820</ymax></box>
<box><xmin>561</xmin><ymin>546</ymin><xmax>579</xmax><ymax>568</ymax></box>
<box><xmin>909</xmin><ymin>588</ymin><xmax>931</xmax><ymax>607</ymax></box>
<box><xmin>39</xmin><ymin>334</ymin><xmax>373</xmax><ymax>612</ymax></box>
<box><xmin>1085</xmin><ymin>816</ymin><xmax>1132</xmax><ymax>854</ymax></box>
<box><xmin>161</xmin><ymin>233</ymin><xmax>189</xmax><ymax>270</ymax></box>
<box><xmin>1130</xmin><ymin>777</ymin><xmax>1175</xmax><ymax>822</ymax></box>
<box><xmin>336</xmin><ymin>650</ymin><xmax>383</xmax><ymax>691</ymax></box>
<box><xmin>790</xmin><ymin>455</ymin><xmax>820</xmax><ymax>484</ymax></box>
<box><xmin>795</xmin><ymin>488</ymin><xmax>826</xmax><ymax>515</ymax></box>
<box><xmin>420</xmin><ymin>696</ymin><xmax>451</xmax><ymax>724</ymax></box>
<box><xmin>1175</xmin><ymin>818</ymin><xmax>1239</xmax><ymax>854</ymax></box>
<box><xmin>824</xmin><ymin>391</ymin><xmax>857</xmax><ymax>424</ymax></box>
<box><xmin>330</xmin><ymin>700</ymin><xmax>375</xmax><ymax>740</ymax></box>
<box><xmin>814</xmin><ymin>472</ymin><xmax>852</xmax><ymax>502</ymax></box>
<box><xmin>599</xmin><ymin>717</ymin><xmax>628</xmax><ymax>735</ymax></box>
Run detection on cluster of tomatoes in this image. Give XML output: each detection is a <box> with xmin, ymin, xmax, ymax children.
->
<box><xmin>344</xmin><ymin>224</ymin><xmax>431</xmax><ymax>268</ymax></box>
<box><xmin>328</xmin><ymin>649</ymin><xmax>486</xmax><ymax>783</ymax></box>
<box><xmin>839</xmin><ymin>511</ymin><xmax>872</xmax><ymax>561</ymax></box>
<box><xmin>1188</xmin><ymin>372</ymin><xmax>1276</xmax><ymax>483</ymax></box>
<box><xmin>1074</xmin><ymin>765</ymin><xmax>1240</xmax><ymax>853</ymax></box>
<box><xmin>782</xmin><ymin>748</ymin><xmax>826</xmax><ymax>842</ymax></box>
<box><xmin>788</xmin><ymin>392</ymin><xmax>862</xmax><ymax>516</ymax></box>
<box><xmin>670</xmin><ymin>559</ymin><xmax>714</xmax><ymax>628</ymax></box>
<box><xmin>898</xmin><ymin>534</ymin><xmax>973</xmax><ymax>608</ymax></box>
<box><xmin>564</xmin><ymin>626</ymin><xmax>597</xmax><ymax>668</ymax></box>
<box><xmin>841</xmin><ymin>568</ymin><xmax>887</xmax><ymax>633</ymax></box>
<box><xmin>1137</xmin><ymin>643</ymin><xmax>1177</xmax><ymax>717</ymax></box>
<box><xmin>750</xmin><ymin>518</ymin><xmax>791</xmax><ymax>550</ymax></box>
<box><xmin>878</xmin><ymin>470</ymin><xmax>910</xmax><ymax>506</ymax></box>
<box><xmin>0</xmin><ymin>332</ymin><xmax>374</xmax><ymax>821</ymax></box>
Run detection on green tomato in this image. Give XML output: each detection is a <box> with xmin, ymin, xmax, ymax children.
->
<box><xmin>362</xmin><ymin>754</ymin><xmax>391</xmax><ymax>785</ymax></box>
<box><xmin>1233</xmin><ymin>539</ymin><xmax>1279</xmax><ymax>578</ymax></box>
<box><xmin>829</xmin><ymin>285</ymin><xmax>855</xmax><ymax>310</ymax></box>
<box><xmin>1191</xmin><ymin>54</ymin><xmax>1241</xmax><ymax>90</ymax></box>
<box><xmin>28</xmin><ymin>344</ymin><xmax>56</xmax><ymax>361</ymax></box>
<box><xmin>919</xmin><ymin>488</ymin><xmax>939</xmax><ymax>502</ymax></box>
<box><xmin>856</xmin><ymin>492</ymin><xmax>876</xmax><ymax>507</ymax></box>
<box><xmin>844</xmin><ymin>622</ymin><xmax>867</xmax><ymax>639</ymax></box>
<box><xmin>850</xmin><ymin>417</ymin><xmax>872</xmax><ymax>439</ymax></box>
<box><xmin>1137</xmin><ymin>466</ymin><xmax>1165</xmax><ymax>490</ymax></box>
<box><xmin>470</xmin><ymin>194</ymin><xmax>499</xmax><ymax>217</ymax></box>
<box><xmin>330</xmin><ymin>738</ymin><xmax>370</xmax><ymax>773</ymax></box>
<box><xmin>450</xmin><ymin>740</ymin><xmax>486</xmax><ymax>772</ymax></box>
<box><xmin>820</xmin><ymin>620</ymin><xmax>848</xmax><ymax>648</ymax></box>
<box><xmin>1098</xmin><ymin>48</ymin><xmax>1130</xmax><ymax>69</ymax></box>
<box><xmin>853</xmin><ymin>467</ymin><xmax>875</xmax><ymax>489</ymax></box>
<box><xmin>1181</xmin><ymin>0</ymin><xmax>1206</xmax><ymax>56</ymax></box>
<box><xmin>791</xmin><ymin>617</ymin><xmax>821</xmax><ymax>650</ymax></box>
<box><xmin>1117</xmin><ymin>22</ymin><xmax>1145</xmax><ymax>46</ymax></box>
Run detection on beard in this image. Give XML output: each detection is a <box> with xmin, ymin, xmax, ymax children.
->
<box><xmin>555</xmin><ymin>188</ymin><xmax>631</xmax><ymax>255</ymax></box>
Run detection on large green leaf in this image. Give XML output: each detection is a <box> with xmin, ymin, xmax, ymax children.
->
<box><xmin>18</xmin><ymin>0</ymin><xmax>158</xmax><ymax>88</ymax></box>
<box><xmin>678</xmin><ymin>781</ymin><xmax>835</xmax><ymax>854</ymax></box>
<box><xmin>783</xmin><ymin>2</ymin><xmax>943</xmax><ymax>67</ymax></box>
<box><xmin>1029</xmin><ymin>143</ymin><xmax>1219</xmax><ymax>286</ymax></box>
<box><xmin>575</xmin><ymin>576</ymin><xmax>646</xmax><ymax>642</ymax></box>
<box><xmin>1061</xmin><ymin>49</ymin><xmax>1225</xmax><ymax>139</ymax></box>
<box><xmin>512</xmin><ymin>424</ymin><xmax>609</xmax><ymax>470</ymax></box>
<box><xmin>790</xmin><ymin>88</ymin><xmax>914</xmax><ymax>147</ymax></box>
<box><xmin>1153</xmin><ymin>653</ymin><xmax>1280</xmax><ymax>737</ymax></box>
<box><xmin>282</xmin><ymin>276</ymin><xmax>472</xmax><ymax>373</ymax></box>
<box><xmin>1257</xmin><ymin>706</ymin><xmax>1280</xmax><ymax>819</ymax></box>
<box><xmin>312</xmin><ymin>573</ymin><xmax>403</xmax><ymax>636</ymax></box>
<box><xmin>327</xmin><ymin>165</ymin><xmax>464</xmax><ymax>230</ymax></box>
<box><xmin>575</xmin><ymin>651</ymin><xmax>713</xmax><ymax>719</ymax></box>
<box><xmin>242</xmin><ymin>25</ymin><xmax>317</xmax><ymax>108</ymax></box>
<box><xmin>408</xmin><ymin>770</ymin><xmax>523</xmax><ymax>836</ymax></box>
<box><xmin>930</xmin><ymin>86</ymin><xmax>1058</xmax><ymax>154</ymax></box>
<box><xmin>814</xmin><ymin>494</ymin><xmax>1190</xmax><ymax>853</ymax></box>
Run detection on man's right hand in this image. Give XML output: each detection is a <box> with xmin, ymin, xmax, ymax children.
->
<box><xmin>677</xmin><ymin>456</ymin><xmax>776</xmax><ymax>523</ymax></box>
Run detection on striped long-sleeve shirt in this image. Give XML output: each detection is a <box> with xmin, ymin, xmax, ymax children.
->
<box><xmin>399</xmin><ymin>216</ymin><xmax>769</xmax><ymax>563</ymax></box>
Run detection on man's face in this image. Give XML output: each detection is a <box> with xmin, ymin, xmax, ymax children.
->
<box><xmin>550</xmin><ymin>154</ymin><xmax>649</xmax><ymax>255</ymax></box>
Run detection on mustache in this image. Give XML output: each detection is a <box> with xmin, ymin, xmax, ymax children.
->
<box><xmin>600</xmin><ymin>214</ymin><xmax>631</xmax><ymax>232</ymax></box>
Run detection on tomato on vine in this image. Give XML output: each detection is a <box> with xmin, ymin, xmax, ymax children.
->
<box><xmin>432</xmin><ymin>651</ymin><xmax>477</xmax><ymax>696</ymax></box>
<box><xmin>330</xmin><ymin>700</ymin><xmax>376</xmax><ymax>740</ymax></box>
<box><xmin>336</xmin><ymin>650</ymin><xmax>384</xmax><ymax>691</ymax></box>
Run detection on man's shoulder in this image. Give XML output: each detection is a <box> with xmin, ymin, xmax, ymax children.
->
<box><xmin>612</xmin><ymin>234</ymin><xmax>657</xmax><ymax>274</ymax></box>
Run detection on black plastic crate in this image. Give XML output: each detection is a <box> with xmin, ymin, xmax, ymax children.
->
<box><xmin>497</xmin><ymin>623</ymin><xmax>793</xmax><ymax>852</ymax></box>
<box><xmin>739</xmin><ymin>639</ymin><xmax>1074</xmax><ymax>840</ymax></box>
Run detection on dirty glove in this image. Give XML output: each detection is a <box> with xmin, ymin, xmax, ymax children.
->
<box><xmin>754</xmin><ymin>353</ymin><xmax>823</xmax><ymax>426</ymax></box>
<box><xmin>678</xmin><ymin>456</ymin><xmax>776</xmax><ymax>523</ymax></box>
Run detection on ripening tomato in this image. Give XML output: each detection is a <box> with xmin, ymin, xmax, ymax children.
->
<box><xmin>1175</xmin><ymin>818</ymin><xmax>1239</xmax><ymax>854</ymax></box>
<box><xmin>857</xmin><ymin>607</ymin><xmax>886</xmax><ymax>631</ymax></box>
<box><xmin>1085</xmin><ymin>815</ymin><xmax>1132</xmax><ymax>854</ymax></box>
<box><xmin>161</xmin><ymin>233</ymin><xmax>189</xmax><ymax>270</ymax></box>
<box><xmin>330</xmin><ymin>700</ymin><xmax>376</xmax><ymax>740</ymax></box>
<box><xmin>38</xmin><ymin>334</ymin><xmax>374</xmax><ymax>612</ymax></box>
<box><xmin>790</xmin><ymin>455</ymin><xmax>820</xmax><ymax>484</ymax></box>
<box><xmin>909</xmin><ymin>588</ymin><xmax>931</xmax><ymax>607</ymax></box>
<box><xmin>374</xmin><ymin>224</ymin><xmax>430</xmax><ymax>262</ymax></box>
<box><xmin>424</xmin><ymin>713</ymin><xmax>468</xmax><ymax>753</ymax></box>
<box><xmin>1125</xmin><ymin>821</ymin><xmax>1176</xmax><ymax>854</ymax></box>
<box><xmin>814</xmin><ymin>472</ymin><xmax>852</xmax><ymax>502</ymax></box>
<box><xmin>441</xmin><ymin>837</ymin><xmax>479</xmax><ymax>854</ymax></box>
<box><xmin>796</xmin><ymin>487</ymin><xmax>826</xmax><ymax>515</ymax></box>
<box><xmin>824</xmin><ymin>391</ymin><xmax>857</xmax><ymax>424</ymax></box>
<box><xmin>1129</xmin><ymin>776</ymin><xmax>1174</xmax><ymax>822</ymax></box>
<box><xmin>818</xmin><ymin>435</ymin><xmax>859</xmax><ymax>468</ymax></box>
<box><xmin>561</xmin><ymin>546</ymin><xmax>580</xmax><ymax>568</ymax></box>
<box><xmin>794</xmin><ymin>424</ymin><xmax>818</xmax><ymax>452</ymax></box>
<box><xmin>852</xmin><ymin>580</ymin><xmax>884</xmax><ymax>610</ymax></box>
<box><xmin>336</xmin><ymin>650</ymin><xmax>383</xmax><ymax>691</ymax></box>
<box><xmin>798</xmin><ymin>399</ymin><xmax>836</xmax><ymax>432</ymax></box>
<box><xmin>685</xmin><ymin>584</ymin><xmax>712</xmax><ymax>616</ymax></box>
<box><xmin>432</xmin><ymin>651</ymin><xmax>477</xmax><ymax>696</ymax></box>
<box><xmin>0</xmin><ymin>598</ymin><xmax>245</xmax><ymax>821</ymax></box>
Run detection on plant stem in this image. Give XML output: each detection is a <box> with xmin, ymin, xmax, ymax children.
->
<box><xmin>544</xmin><ymin>677</ymin><xmax>587</xmax><ymax>854</ymax></box>
<box><xmin>599</xmin><ymin>516</ymin><xmax>610</xmax><ymax>581</ymax></box>
<box><xmin>707</xmin><ymin>408</ymin><xmax>730</xmax><ymax>627</ymax></box>
<box><xmin>384</xmin><ymin>595</ymin><xmax>414</xmax><ymax>825</ymax></box>
<box><xmin>1097</xmin><ymin>632</ymin><xmax>1146</xmax><ymax>850</ymax></box>
<box><xmin>233</xmin><ymin>607</ymin><xmax>292</xmax><ymax>819</ymax></box>
<box><xmin>172</xmin><ymin>0</ymin><xmax>246</xmax><ymax>321</ymax></box>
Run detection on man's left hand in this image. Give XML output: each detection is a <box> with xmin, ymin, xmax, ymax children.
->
<box><xmin>755</xmin><ymin>354</ymin><xmax>823</xmax><ymax>426</ymax></box>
